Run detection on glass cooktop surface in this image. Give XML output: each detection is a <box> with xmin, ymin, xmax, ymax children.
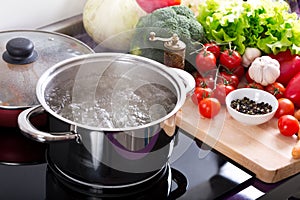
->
<box><xmin>0</xmin><ymin>128</ymin><xmax>264</xmax><ymax>200</ymax></box>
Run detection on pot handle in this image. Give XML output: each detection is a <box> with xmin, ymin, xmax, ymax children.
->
<box><xmin>18</xmin><ymin>105</ymin><xmax>79</xmax><ymax>143</ymax></box>
<box><xmin>170</xmin><ymin>68</ymin><xmax>195</xmax><ymax>97</ymax></box>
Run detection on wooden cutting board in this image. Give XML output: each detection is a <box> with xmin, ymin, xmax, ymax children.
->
<box><xmin>175</xmin><ymin>97</ymin><xmax>300</xmax><ymax>183</ymax></box>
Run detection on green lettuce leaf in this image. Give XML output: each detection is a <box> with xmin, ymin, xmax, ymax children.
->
<box><xmin>196</xmin><ymin>0</ymin><xmax>300</xmax><ymax>55</ymax></box>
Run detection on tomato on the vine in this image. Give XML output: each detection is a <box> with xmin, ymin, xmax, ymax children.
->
<box><xmin>230</xmin><ymin>65</ymin><xmax>245</xmax><ymax>81</ymax></box>
<box><xmin>198</xmin><ymin>97</ymin><xmax>221</xmax><ymax>118</ymax></box>
<box><xmin>213</xmin><ymin>84</ymin><xmax>235</xmax><ymax>105</ymax></box>
<box><xmin>194</xmin><ymin>73</ymin><xmax>214</xmax><ymax>89</ymax></box>
<box><xmin>278</xmin><ymin>115</ymin><xmax>299</xmax><ymax>137</ymax></box>
<box><xmin>219</xmin><ymin>49</ymin><xmax>242</xmax><ymax>70</ymax></box>
<box><xmin>195</xmin><ymin>50</ymin><xmax>217</xmax><ymax>74</ymax></box>
<box><xmin>194</xmin><ymin>74</ymin><xmax>206</xmax><ymax>87</ymax></box>
<box><xmin>265</xmin><ymin>82</ymin><xmax>286</xmax><ymax>99</ymax></box>
<box><xmin>245</xmin><ymin>70</ymin><xmax>254</xmax><ymax>83</ymax></box>
<box><xmin>219</xmin><ymin>71</ymin><xmax>239</xmax><ymax>88</ymax></box>
<box><xmin>245</xmin><ymin>82</ymin><xmax>264</xmax><ymax>90</ymax></box>
<box><xmin>191</xmin><ymin>87</ymin><xmax>213</xmax><ymax>105</ymax></box>
<box><xmin>274</xmin><ymin>98</ymin><xmax>295</xmax><ymax>118</ymax></box>
<box><xmin>294</xmin><ymin>109</ymin><xmax>300</xmax><ymax>121</ymax></box>
<box><xmin>204</xmin><ymin>42</ymin><xmax>221</xmax><ymax>59</ymax></box>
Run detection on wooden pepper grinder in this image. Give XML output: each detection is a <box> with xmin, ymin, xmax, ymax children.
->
<box><xmin>149</xmin><ymin>32</ymin><xmax>186</xmax><ymax>69</ymax></box>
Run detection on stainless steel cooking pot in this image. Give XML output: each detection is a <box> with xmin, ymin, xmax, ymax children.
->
<box><xmin>18</xmin><ymin>53</ymin><xmax>195</xmax><ymax>187</ymax></box>
<box><xmin>0</xmin><ymin>30</ymin><xmax>94</xmax><ymax>127</ymax></box>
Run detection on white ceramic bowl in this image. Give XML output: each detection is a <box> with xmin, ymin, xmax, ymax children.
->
<box><xmin>225</xmin><ymin>88</ymin><xmax>279</xmax><ymax>126</ymax></box>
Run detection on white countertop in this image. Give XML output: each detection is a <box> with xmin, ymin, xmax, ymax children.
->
<box><xmin>0</xmin><ymin>0</ymin><xmax>86</xmax><ymax>30</ymax></box>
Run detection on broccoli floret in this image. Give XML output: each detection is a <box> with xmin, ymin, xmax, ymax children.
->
<box><xmin>171</xmin><ymin>5</ymin><xmax>195</xmax><ymax>19</ymax></box>
<box><xmin>151</xmin><ymin>7</ymin><xmax>177</xmax><ymax>21</ymax></box>
<box><xmin>160</xmin><ymin>18</ymin><xmax>179</xmax><ymax>31</ymax></box>
<box><xmin>177</xmin><ymin>15</ymin><xmax>190</xmax><ymax>30</ymax></box>
<box><xmin>130</xmin><ymin>5</ymin><xmax>205</xmax><ymax>70</ymax></box>
<box><xmin>189</xmin><ymin>20</ymin><xmax>205</xmax><ymax>42</ymax></box>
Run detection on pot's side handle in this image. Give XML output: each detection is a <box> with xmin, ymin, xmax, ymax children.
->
<box><xmin>170</xmin><ymin>68</ymin><xmax>195</xmax><ymax>97</ymax></box>
<box><xmin>18</xmin><ymin>105</ymin><xmax>79</xmax><ymax>143</ymax></box>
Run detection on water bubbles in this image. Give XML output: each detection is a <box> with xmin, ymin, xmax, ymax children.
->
<box><xmin>46</xmin><ymin>83</ymin><xmax>177</xmax><ymax>128</ymax></box>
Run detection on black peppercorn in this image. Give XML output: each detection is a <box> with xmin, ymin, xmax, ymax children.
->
<box><xmin>230</xmin><ymin>97</ymin><xmax>272</xmax><ymax>115</ymax></box>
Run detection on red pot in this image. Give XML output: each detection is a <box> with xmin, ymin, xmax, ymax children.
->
<box><xmin>0</xmin><ymin>30</ymin><xmax>94</xmax><ymax>127</ymax></box>
<box><xmin>0</xmin><ymin>125</ymin><xmax>47</xmax><ymax>165</ymax></box>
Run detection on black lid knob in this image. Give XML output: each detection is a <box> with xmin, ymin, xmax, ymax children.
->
<box><xmin>2</xmin><ymin>37</ymin><xmax>38</xmax><ymax>64</ymax></box>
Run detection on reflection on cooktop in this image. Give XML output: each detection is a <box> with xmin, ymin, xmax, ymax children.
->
<box><xmin>170</xmin><ymin>132</ymin><xmax>252</xmax><ymax>199</ymax></box>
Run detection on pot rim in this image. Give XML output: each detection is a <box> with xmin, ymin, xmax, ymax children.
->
<box><xmin>0</xmin><ymin>29</ymin><xmax>94</xmax><ymax>110</ymax></box>
<box><xmin>0</xmin><ymin>105</ymin><xmax>31</xmax><ymax>110</ymax></box>
<box><xmin>36</xmin><ymin>53</ymin><xmax>187</xmax><ymax>131</ymax></box>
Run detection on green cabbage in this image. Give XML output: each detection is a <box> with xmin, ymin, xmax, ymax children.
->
<box><xmin>197</xmin><ymin>0</ymin><xmax>300</xmax><ymax>55</ymax></box>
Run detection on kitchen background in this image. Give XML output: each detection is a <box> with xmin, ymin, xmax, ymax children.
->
<box><xmin>1</xmin><ymin>0</ymin><xmax>300</xmax><ymax>199</ymax></box>
<box><xmin>0</xmin><ymin>0</ymin><xmax>86</xmax><ymax>30</ymax></box>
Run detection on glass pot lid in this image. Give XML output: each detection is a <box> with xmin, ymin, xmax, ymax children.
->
<box><xmin>0</xmin><ymin>30</ymin><xmax>94</xmax><ymax>108</ymax></box>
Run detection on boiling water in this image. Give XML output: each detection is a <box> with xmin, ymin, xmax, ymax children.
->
<box><xmin>45</xmin><ymin>82</ymin><xmax>177</xmax><ymax>128</ymax></box>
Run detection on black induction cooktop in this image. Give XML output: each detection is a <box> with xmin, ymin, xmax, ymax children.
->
<box><xmin>0</xmin><ymin>127</ymin><xmax>271</xmax><ymax>200</ymax></box>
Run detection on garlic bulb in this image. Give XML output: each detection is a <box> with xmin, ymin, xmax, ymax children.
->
<box><xmin>248</xmin><ymin>56</ymin><xmax>280</xmax><ymax>86</ymax></box>
<box><xmin>242</xmin><ymin>47</ymin><xmax>262</xmax><ymax>68</ymax></box>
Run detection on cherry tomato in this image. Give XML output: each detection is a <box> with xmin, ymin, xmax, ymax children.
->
<box><xmin>230</xmin><ymin>65</ymin><xmax>245</xmax><ymax>81</ymax></box>
<box><xmin>245</xmin><ymin>70</ymin><xmax>254</xmax><ymax>83</ymax></box>
<box><xmin>194</xmin><ymin>73</ymin><xmax>215</xmax><ymax>89</ymax></box>
<box><xmin>213</xmin><ymin>84</ymin><xmax>235</xmax><ymax>105</ymax></box>
<box><xmin>265</xmin><ymin>82</ymin><xmax>286</xmax><ymax>99</ymax></box>
<box><xmin>294</xmin><ymin>109</ymin><xmax>300</xmax><ymax>121</ymax></box>
<box><xmin>204</xmin><ymin>42</ymin><xmax>221</xmax><ymax>59</ymax></box>
<box><xmin>219</xmin><ymin>71</ymin><xmax>239</xmax><ymax>88</ymax></box>
<box><xmin>278</xmin><ymin>115</ymin><xmax>299</xmax><ymax>137</ymax></box>
<box><xmin>194</xmin><ymin>74</ymin><xmax>206</xmax><ymax>87</ymax></box>
<box><xmin>245</xmin><ymin>82</ymin><xmax>264</xmax><ymax>90</ymax></box>
<box><xmin>198</xmin><ymin>97</ymin><xmax>221</xmax><ymax>118</ymax></box>
<box><xmin>275</xmin><ymin>98</ymin><xmax>295</xmax><ymax>118</ymax></box>
<box><xmin>195</xmin><ymin>50</ymin><xmax>217</xmax><ymax>75</ymax></box>
<box><xmin>136</xmin><ymin>0</ymin><xmax>181</xmax><ymax>13</ymax></box>
<box><xmin>220</xmin><ymin>65</ymin><xmax>245</xmax><ymax>82</ymax></box>
<box><xmin>191</xmin><ymin>87</ymin><xmax>213</xmax><ymax>105</ymax></box>
<box><xmin>219</xmin><ymin>49</ymin><xmax>242</xmax><ymax>70</ymax></box>
<box><xmin>203</xmin><ymin>75</ymin><xmax>216</xmax><ymax>89</ymax></box>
